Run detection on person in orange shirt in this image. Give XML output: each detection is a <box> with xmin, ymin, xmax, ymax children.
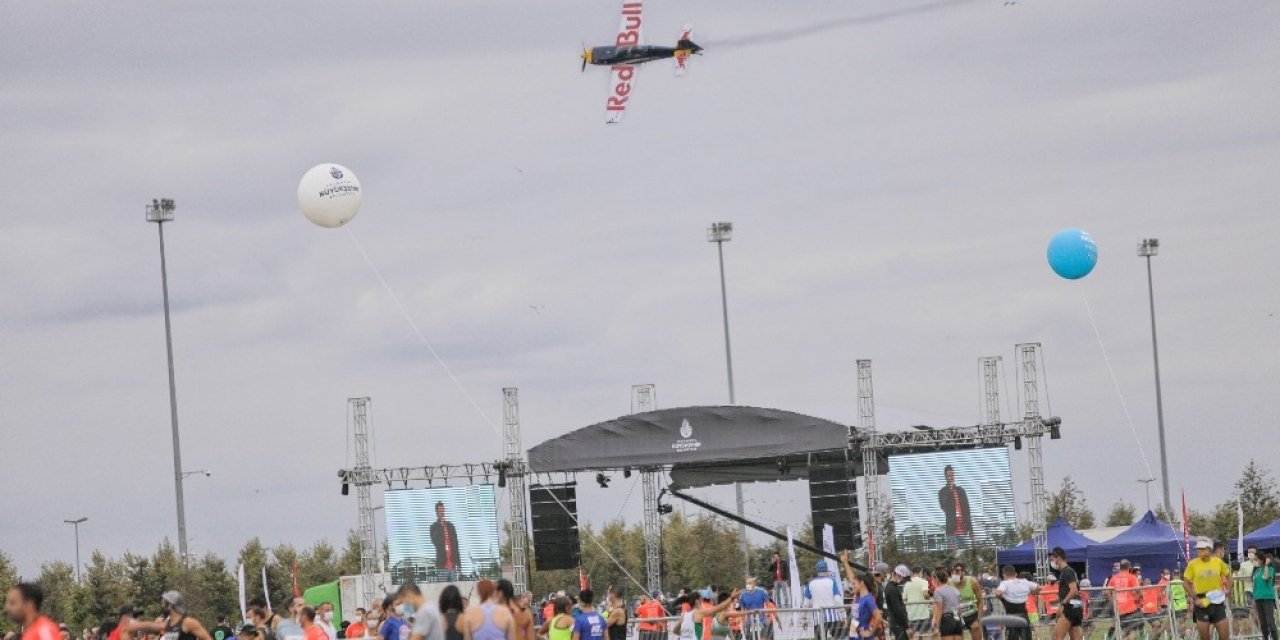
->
<box><xmin>636</xmin><ymin>595</ymin><xmax>665</xmax><ymax>640</ymax></box>
<box><xmin>5</xmin><ymin>584</ymin><xmax>60</xmax><ymax>640</ymax></box>
<box><xmin>301</xmin><ymin>608</ymin><xmax>329</xmax><ymax>640</ymax></box>
<box><xmin>1108</xmin><ymin>561</ymin><xmax>1143</xmax><ymax>640</ymax></box>
<box><xmin>346</xmin><ymin>609</ymin><xmax>369</xmax><ymax>639</ymax></box>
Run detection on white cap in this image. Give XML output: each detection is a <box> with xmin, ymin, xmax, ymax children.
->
<box><xmin>1195</xmin><ymin>537</ymin><xmax>1213</xmax><ymax>550</ymax></box>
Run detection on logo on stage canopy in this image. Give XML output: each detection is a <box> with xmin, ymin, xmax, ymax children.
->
<box><xmin>330</xmin><ymin>166</ymin><xmax>344</xmax><ymax>179</ymax></box>
<box><xmin>673</xmin><ymin>418</ymin><xmax>701</xmax><ymax>453</ymax></box>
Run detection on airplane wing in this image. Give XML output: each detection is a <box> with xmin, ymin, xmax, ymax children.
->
<box><xmin>605</xmin><ymin>64</ymin><xmax>638</xmax><ymax>124</ymax></box>
<box><xmin>674</xmin><ymin>23</ymin><xmax>694</xmax><ymax>76</ymax></box>
<box><xmin>616</xmin><ymin>1</ymin><xmax>643</xmax><ymax>46</ymax></box>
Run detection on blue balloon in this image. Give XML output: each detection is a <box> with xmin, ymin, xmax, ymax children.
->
<box><xmin>1047</xmin><ymin>228</ymin><xmax>1097</xmax><ymax>279</ymax></box>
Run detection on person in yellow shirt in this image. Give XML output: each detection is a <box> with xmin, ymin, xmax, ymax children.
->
<box><xmin>1183</xmin><ymin>537</ymin><xmax>1233</xmax><ymax>640</ymax></box>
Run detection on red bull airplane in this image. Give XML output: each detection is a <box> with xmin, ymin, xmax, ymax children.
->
<box><xmin>581</xmin><ymin>1</ymin><xmax>703</xmax><ymax>124</ymax></box>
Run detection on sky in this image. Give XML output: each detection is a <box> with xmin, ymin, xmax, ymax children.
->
<box><xmin>1</xmin><ymin>0</ymin><xmax>1279</xmax><ymax>579</ymax></box>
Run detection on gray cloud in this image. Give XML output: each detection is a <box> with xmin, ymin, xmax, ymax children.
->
<box><xmin>1</xmin><ymin>0</ymin><xmax>1278</xmax><ymax>578</ymax></box>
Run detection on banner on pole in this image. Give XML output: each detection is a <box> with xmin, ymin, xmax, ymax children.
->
<box><xmin>822</xmin><ymin>524</ymin><xmax>844</xmax><ymax>595</ymax></box>
<box><xmin>237</xmin><ymin>563</ymin><xmax>248</xmax><ymax>623</ymax></box>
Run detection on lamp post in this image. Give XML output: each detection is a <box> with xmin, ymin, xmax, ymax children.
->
<box><xmin>147</xmin><ymin>198</ymin><xmax>189</xmax><ymax>562</ymax></box>
<box><xmin>63</xmin><ymin>517</ymin><xmax>88</xmax><ymax>582</ymax></box>
<box><xmin>1138</xmin><ymin>238</ymin><xmax>1172</xmax><ymax>519</ymax></box>
<box><xmin>707</xmin><ymin>222</ymin><xmax>749</xmax><ymax>575</ymax></box>
<box><xmin>1139</xmin><ymin>477</ymin><xmax>1155</xmax><ymax>513</ymax></box>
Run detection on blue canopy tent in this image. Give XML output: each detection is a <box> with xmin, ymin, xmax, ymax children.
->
<box><xmin>997</xmin><ymin>518</ymin><xmax>1096</xmax><ymax>566</ymax></box>
<box><xmin>1231</xmin><ymin>518</ymin><xmax>1280</xmax><ymax>550</ymax></box>
<box><xmin>1086</xmin><ymin>511</ymin><xmax>1185</xmax><ymax>583</ymax></box>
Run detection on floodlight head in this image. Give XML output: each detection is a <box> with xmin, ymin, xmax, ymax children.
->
<box><xmin>146</xmin><ymin>198</ymin><xmax>176</xmax><ymax>223</ymax></box>
<box><xmin>1138</xmin><ymin>238</ymin><xmax>1159</xmax><ymax>257</ymax></box>
<box><xmin>707</xmin><ymin>221</ymin><xmax>733</xmax><ymax>243</ymax></box>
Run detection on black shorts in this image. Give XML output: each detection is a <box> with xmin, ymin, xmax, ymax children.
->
<box><xmin>1193</xmin><ymin>603</ymin><xmax>1227</xmax><ymax>624</ymax></box>
<box><xmin>940</xmin><ymin>614</ymin><xmax>966</xmax><ymax>636</ymax></box>
<box><xmin>1060</xmin><ymin>605</ymin><xmax>1083</xmax><ymax>628</ymax></box>
<box><xmin>963</xmin><ymin>613</ymin><xmax>979</xmax><ymax>629</ymax></box>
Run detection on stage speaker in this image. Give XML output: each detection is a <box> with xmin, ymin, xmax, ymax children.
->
<box><xmin>530</xmin><ymin>482</ymin><xmax>581</xmax><ymax>571</ymax></box>
<box><xmin>808</xmin><ymin>461</ymin><xmax>862</xmax><ymax>551</ymax></box>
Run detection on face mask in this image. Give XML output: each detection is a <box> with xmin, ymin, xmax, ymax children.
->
<box><xmin>323</xmin><ymin>613</ymin><xmax>334</xmax><ymax>623</ymax></box>
<box><xmin>398</xmin><ymin>604</ymin><xmax>414</xmax><ymax>619</ymax></box>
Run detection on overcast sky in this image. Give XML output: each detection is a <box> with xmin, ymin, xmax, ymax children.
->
<box><xmin>2</xmin><ymin>0</ymin><xmax>1278</xmax><ymax>579</ymax></box>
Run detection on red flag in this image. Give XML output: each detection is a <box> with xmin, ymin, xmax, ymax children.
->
<box><xmin>867</xmin><ymin>529</ymin><xmax>877</xmax><ymax>566</ymax></box>
<box><xmin>1181</xmin><ymin>490</ymin><xmax>1191</xmax><ymax>561</ymax></box>
<box><xmin>292</xmin><ymin>560</ymin><xmax>301</xmax><ymax>597</ymax></box>
<box><xmin>579</xmin><ymin>566</ymin><xmax>588</xmax><ymax>592</ymax></box>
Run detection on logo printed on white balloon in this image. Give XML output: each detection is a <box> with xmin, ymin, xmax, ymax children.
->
<box><xmin>298</xmin><ymin>163</ymin><xmax>362</xmax><ymax>228</ymax></box>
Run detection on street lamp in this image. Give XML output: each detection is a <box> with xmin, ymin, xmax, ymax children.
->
<box><xmin>1139</xmin><ymin>477</ymin><xmax>1156</xmax><ymax>513</ymax></box>
<box><xmin>63</xmin><ymin>517</ymin><xmax>88</xmax><ymax>582</ymax></box>
<box><xmin>706</xmin><ymin>222</ymin><xmax>749</xmax><ymax>574</ymax></box>
<box><xmin>181</xmin><ymin>470</ymin><xmax>212</xmax><ymax>479</ymax></box>
<box><xmin>1138</xmin><ymin>238</ymin><xmax>1172</xmax><ymax>519</ymax></box>
<box><xmin>147</xmin><ymin>198</ymin><xmax>189</xmax><ymax>562</ymax></box>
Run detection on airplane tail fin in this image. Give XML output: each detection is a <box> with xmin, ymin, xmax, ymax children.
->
<box><xmin>674</xmin><ymin>24</ymin><xmax>700</xmax><ymax>76</ymax></box>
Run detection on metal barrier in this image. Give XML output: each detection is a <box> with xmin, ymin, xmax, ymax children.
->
<box><xmin>623</xmin><ymin>607</ymin><xmax>853</xmax><ymax>640</ymax></box>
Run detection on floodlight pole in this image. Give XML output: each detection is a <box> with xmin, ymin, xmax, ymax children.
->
<box><xmin>708</xmin><ymin>222</ymin><xmax>749</xmax><ymax>576</ymax></box>
<box><xmin>1138</xmin><ymin>238</ymin><xmax>1173</xmax><ymax>519</ymax></box>
<box><xmin>63</xmin><ymin>517</ymin><xmax>88</xmax><ymax>582</ymax></box>
<box><xmin>147</xmin><ymin>198</ymin><xmax>189</xmax><ymax>563</ymax></box>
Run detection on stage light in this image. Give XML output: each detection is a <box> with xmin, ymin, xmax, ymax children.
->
<box><xmin>776</xmin><ymin>458</ymin><xmax>791</xmax><ymax>476</ymax></box>
<box><xmin>498</xmin><ymin>464</ymin><xmax>508</xmax><ymax>488</ymax></box>
<box><xmin>658</xmin><ymin>503</ymin><xmax>673</xmax><ymax>515</ymax></box>
<box><xmin>623</xmin><ymin>467</ymin><xmax>632</xmax><ymax>478</ymax></box>
<box><xmin>1014</xmin><ymin>436</ymin><xmax>1023</xmax><ymax>451</ymax></box>
<box><xmin>596</xmin><ymin>472</ymin><xmax>611</xmax><ymax>488</ymax></box>
<box><xmin>1050</xmin><ymin>425</ymin><xmax>1061</xmax><ymax>440</ymax></box>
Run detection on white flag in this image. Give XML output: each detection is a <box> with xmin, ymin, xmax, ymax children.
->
<box><xmin>262</xmin><ymin>566</ymin><xmax>272</xmax><ymax>612</ymax></box>
<box><xmin>237</xmin><ymin>563</ymin><xmax>248</xmax><ymax>623</ymax></box>
<box><xmin>786</xmin><ymin>527</ymin><xmax>805</xmax><ymax>640</ymax></box>
<box><xmin>822</xmin><ymin>524</ymin><xmax>844</xmax><ymax>595</ymax></box>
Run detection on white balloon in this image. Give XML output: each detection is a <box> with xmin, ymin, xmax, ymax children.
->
<box><xmin>297</xmin><ymin>163</ymin><xmax>362</xmax><ymax>228</ymax></box>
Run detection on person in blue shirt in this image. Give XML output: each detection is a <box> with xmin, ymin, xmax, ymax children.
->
<box><xmin>841</xmin><ymin>551</ymin><xmax>882</xmax><ymax>640</ymax></box>
<box><xmin>571</xmin><ymin>590</ymin><xmax>606</xmax><ymax>640</ymax></box>
<box><xmin>738</xmin><ymin>578</ymin><xmax>769</xmax><ymax>635</ymax></box>
<box><xmin>379</xmin><ymin>596</ymin><xmax>408</xmax><ymax>640</ymax></box>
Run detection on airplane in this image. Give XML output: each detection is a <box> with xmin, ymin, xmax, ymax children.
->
<box><xmin>580</xmin><ymin>1</ymin><xmax>703</xmax><ymax>123</ymax></box>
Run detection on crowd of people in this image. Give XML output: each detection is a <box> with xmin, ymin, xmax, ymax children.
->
<box><xmin>5</xmin><ymin>536</ymin><xmax>1274</xmax><ymax>640</ymax></box>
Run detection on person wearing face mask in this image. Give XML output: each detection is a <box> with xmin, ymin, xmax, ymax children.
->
<box><xmin>310</xmin><ymin>606</ymin><xmax>336</xmax><ymax>640</ymax></box>
<box><xmin>379</xmin><ymin>596</ymin><xmax>408</xmax><ymax>640</ymax></box>
<box><xmin>1048</xmin><ymin>548</ymin><xmax>1081</xmax><ymax>640</ymax></box>
<box><xmin>949</xmin><ymin>564</ymin><xmax>983</xmax><ymax>640</ymax></box>
<box><xmin>345</xmin><ymin>610</ymin><xmax>368</xmax><ymax>640</ymax></box>
<box><xmin>121</xmin><ymin>591</ymin><xmax>214</xmax><ymax>640</ymax></box>
<box><xmin>393</xmin><ymin>583</ymin><xmax>443</xmax><ymax>640</ymax></box>
<box><xmin>1241</xmin><ymin>547</ymin><xmax>1260</xmax><ymax>607</ymax></box>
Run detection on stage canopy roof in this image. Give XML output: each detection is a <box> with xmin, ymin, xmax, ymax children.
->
<box><xmin>526</xmin><ymin>406</ymin><xmax>852</xmax><ymax>487</ymax></box>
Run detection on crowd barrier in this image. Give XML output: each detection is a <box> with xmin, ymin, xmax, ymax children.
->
<box><xmin>617</xmin><ymin>578</ymin><xmax>1268</xmax><ymax>640</ymax></box>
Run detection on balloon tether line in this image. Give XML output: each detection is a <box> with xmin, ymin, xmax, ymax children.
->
<box><xmin>344</xmin><ymin>227</ymin><xmax>652</xmax><ymax>597</ymax></box>
<box><xmin>1080</xmin><ymin>289</ymin><xmax>1156</xmax><ymax>483</ymax></box>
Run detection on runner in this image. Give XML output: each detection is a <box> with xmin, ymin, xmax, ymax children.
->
<box><xmin>673</xmin><ymin>592</ymin><xmax>739</xmax><ymax>640</ymax></box>
<box><xmin>932</xmin><ymin>569</ymin><xmax>965</xmax><ymax>640</ymax></box>
<box><xmin>461</xmin><ymin>580</ymin><xmax>514</xmax><ymax>640</ymax></box>
<box><xmin>1048</xmin><ymin>548</ymin><xmax>1081</xmax><ymax>640</ymax></box>
<box><xmin>1183</xmin><ymin>537</ymin><xmax>1232</xmax><ymax>640</ymax></box>
<box><xmin>394</xmin><ymin>583</ymin><xmax>444</xmax><ymax>640</ymax></box>
<box><xmin>122</xmin><ymin>591</ymin><xmax>214</xmax><ymax>640</ymax></box>
<box><xmin>538</xmin><ymin>599</ymin><xmax>572</xmax><ymax>640</ymax></box>
<box><xmin>438</xmin><ymin>586</ymin><xmax>465</xmax><ymax>640</ymax></box>
<box><xmin>603</xmin><ymin>589</ymin><xmax>626</xmax><ymax>640</ymax></box>
<box><xmin>379</xmin><ymin>595</ymin><xmax>408</xmax><ymax>640</ymax></box>
<box><xmin>570</xmin><ymin>590</ymin><xmax>605</xmax><ymax>640</ymax></box>
<box><xmin>994</xmin><ymin>566</ymin><xmax>1038</xmax><ymax>640</ymax></box>
<box><xmin>5</xmin><ymin>584</ymin><xmax>60</xmax><ymax>640</ymax></box>
<box><xmin>511</xmin><ymin>592</ymin><xmax>535</xmax><ymax>640</ymax></box>
<box><xmin>951</xmin><ymin>564</ymin><xmax>984</xmax><ymax>640</ymax></box>
<box><xmin>904</xmin><ymin>567</ymin><xmax>933</xmax><ymax>638</ymax></box>
<box><xmin>880</xmin><ymin>566</ymin><xmax>911</xmax><ymax>640</ymax></box>
<box><xmin>346</xmin><ymin>610</ymin><xmax>369</xmax><ymax>640</ymax></box>
<box><xmin>212</xmin><ymin>617</ymin><xmax>235</xmax><ymax>640</ymax></box>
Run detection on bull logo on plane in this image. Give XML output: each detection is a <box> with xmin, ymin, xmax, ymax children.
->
<box><xmin>579</xmin><ymin>1</ymin><xmax>702</xmax><ymax>124</ymax></box>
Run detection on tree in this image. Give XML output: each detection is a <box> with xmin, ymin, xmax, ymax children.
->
<box><xmin>336</xmin><ymin>531</ymin><xmax>362</xmax><ymax>578</ymax></box>
<box><xmin>36</xmin><ymin>561</ymin><xmax>82</xmax><ymax>628</ymax></box>
<box><xmin>0</xmin><ymin>551</ymin><xmax>18</xmax><ymax>634</ymax></box>
<box><xmin>1104</xmin><ymin>501</ymin><xmax>1138</xmax><ymax>527</ymax></box>
<box><xmin>1046</xmin><ymin>476</ymin><xmax>1095</xmax><ymax>529</ymax></box>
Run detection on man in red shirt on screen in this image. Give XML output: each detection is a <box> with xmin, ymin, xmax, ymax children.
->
<box><xmin>936</xmin><ymin>465</ymin><xmax>972</xmax><ymax>550</ymax></box>
<box><xmin>430</xmin><ymin>501</ymin><xmax>461</xmax><ymax>581</ymax></box>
